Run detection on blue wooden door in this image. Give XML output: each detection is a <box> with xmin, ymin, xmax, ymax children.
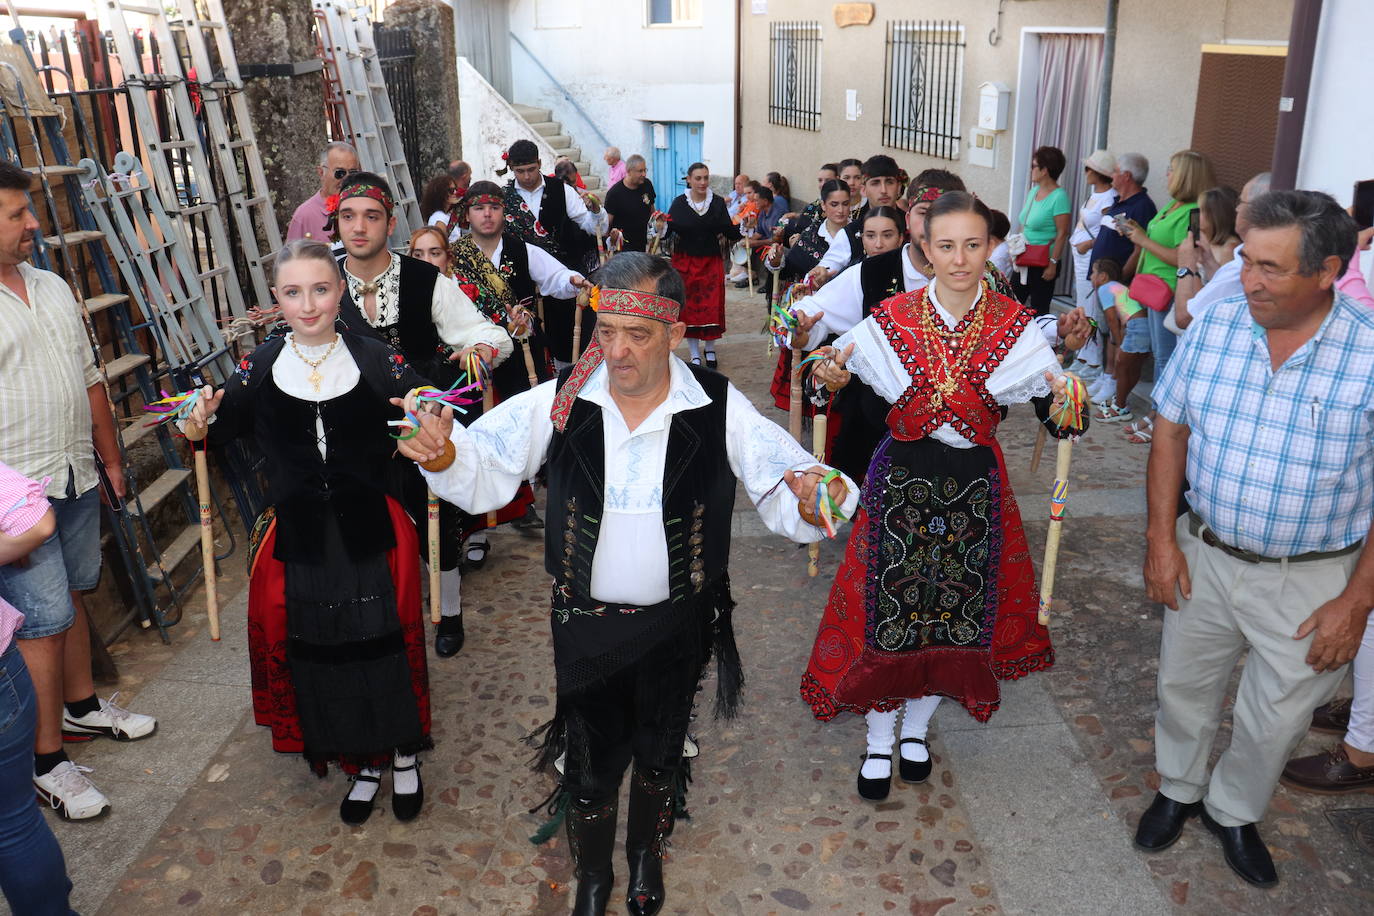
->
<box><xmin>649</xmin><ymin>121</ymin><xmax>704</xmax><ymax>212</ymax></box>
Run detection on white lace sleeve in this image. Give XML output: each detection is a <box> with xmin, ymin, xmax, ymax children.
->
<box><xmin>834</xmin><ymin>317</ymin><xmax>909</xmax><ymax>405</ymax></box>
<box><xmin>985</xmin><ymin>320</ymin><xmax>1061</xmax><ymax>405</ymax></box>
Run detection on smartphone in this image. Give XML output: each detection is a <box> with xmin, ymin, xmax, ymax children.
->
<box><xmin>1353</xmin><ymin>179</ymin><xmax>1374</xmax><ymax>231</ymax></box>
<box><xmin>1188</xmin><ymin>209</ymin><xmax>1200</xmax><ymax>242</ymax></box>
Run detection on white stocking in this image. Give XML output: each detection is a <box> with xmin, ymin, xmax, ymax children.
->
<box><xmin>862</xmin><ymin>709</ymin><xmax>898</xmax><ymax>779</ymax></box>
<box><xmin>393</xmin><ymin>753</ymin><xmax>419</xmax><ymax>794</ymax></box>
<box><xmin>899</xmin><ymin>696</ymin><xmax>941</xmax><ymax>762</ymax></box>
<box><xmin>440</xmin><ymin>566</ymin><xmax>462</xmax><ymax>618</ymax></box>
<box><xmin>347</xmin><ymin>766</ymin><xmax>381</xmax><ymax>801</ymax></box>
<box><xmin>687</xmin><ymin>339</ymin><xmax>702</xmax><ymax>360</ymax></box>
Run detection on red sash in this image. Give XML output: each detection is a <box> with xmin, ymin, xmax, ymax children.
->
<box><xmin>874</xmin><ymin>287</ymin><xmax>1033</xmax><ymax>446</ymax></box>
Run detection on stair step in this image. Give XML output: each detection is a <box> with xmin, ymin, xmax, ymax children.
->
<box><xmin>103</xmin><ymin>352</ymin><xmax>151</xmax><ymax>380</ymax></box>
<box><xmin>25</xmin><ymin>164</ymin><xmax>84</xmax><ymax>178</ymax></box>
<box><xmin>120</xmin><ymin>417</ymin><xmax>157</xmax><ymax>450</ymax></box>
<box><xmin>125</xmin><ymin>467</ymin><xmax>193</xmax><ymax>517</ymax></box>
<box><xmin>512</xmin><ymin>104</ymin><xmax>551</xmax><ymax>122</ymax></box>
<box><xmin>559</xmin><ymin>147</ymin><xmax>582</xmax><ymax>163</ymax></box>
<box><xmin>528</xmin><ymin>121</ymin><xmax>559</xmax><ymax>136</ymax></box>
<box><xmin>545</xmin><ymin>134</ymin><xmax>571</xmax><ymax>149</ymax></box>
<box><xmin>84</xmin><ymin>292</ymin><xmax>129</xmax><ymax>315</ymax></box>
<box><xmin>42</xmin><ymin>229</ymin><xmax>105</xmax><ymax>248</ymax></box>
<box><xmin>146</xmin><ymin>524</ymin><xmax>203</xmax><ymax>581</ymax></box>
<box><xmin>583</xmin><ymin>176</ymin><xmax>603</xmax><ymax>191</ymax></box>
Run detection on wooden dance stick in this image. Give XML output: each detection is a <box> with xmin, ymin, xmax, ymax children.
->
<box><xmin>572</xmin><ymin>288</ymin><xmax>590</xmax><ymax>362</ymax></box>
<box><xmin>520</xmin><ymin>339</ymin><xmax>539</xmax><ymax>388</ymax></box>
<box><xmin>789</xmin><ymin>342</ymin><xmax>804</xmax><ymax>443</ymax></box>
<box><xmin>428</xmin><ymin>489</ymin><xmax>441</xmax><ymax>624</ymax></box>
<box><xmin>1037</xmin><ymin>439</ymin><xmax>1073</xmax><ymax>626</ymax></box>
<box><xmin>808</xmin><ymin>414</ymin><xmax>827</xmax><ymax>577</ymax></box>
<box><xmin>596</xmin><ymin>228</ymin><xmax>606</xmax><ymax>266</ymax></box>
<box><xmin>193</xmin><ymin>442</ymin><xmax>220</xmax><ymax>641</ymax></box>
<box><xmin>1030</xmin><ymin>426</ymin><xmax>1048</xmax><ymax>473</ymax></box>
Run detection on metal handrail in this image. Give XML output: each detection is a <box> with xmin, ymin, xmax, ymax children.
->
<box><xmin>508</xmin><ymin>31</ymin><xmax>611</xmax><ymax>152</ymax></box>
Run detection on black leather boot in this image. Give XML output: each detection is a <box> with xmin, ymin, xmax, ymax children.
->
<box><xmin>625</xmin><ymin>767</ymin><xmax>675</xmax><ymax>916</ymax></box>
<box><xmin>566</xmin><ymin>795</ymin><xmax>617</xmax><ymax>915</ymax></box>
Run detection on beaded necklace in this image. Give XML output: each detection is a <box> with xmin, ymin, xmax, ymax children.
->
<box><xmin>888</xmin><ymin>282</ymin><xmax>990</xmax><ymax>411</ymax></box>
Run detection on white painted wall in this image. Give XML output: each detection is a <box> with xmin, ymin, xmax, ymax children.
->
<box><xmin>1296</xmin><ymin>0</ymin><xmax>1374</xmax><ymax>204</ymax></box>
<box><xmin>457</xmin><ymin>57</ymin><xmax>559</xmax><ymax>182</ymax></box>
<box><xmin>506</xmin><ymin>0</ymin><xmax>736</xmax><ymax>186</ymax></box>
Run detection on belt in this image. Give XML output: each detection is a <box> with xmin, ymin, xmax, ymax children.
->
<box><xmin>1186</xmin><ymin>511</ymin><xmax>1362</xmax><ymax>564</ymax></box>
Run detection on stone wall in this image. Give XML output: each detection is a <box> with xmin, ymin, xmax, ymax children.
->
<box><xmin>387</xmin><ymin>0</ymin><xmax>463</xmax><ymax>187</ymax></box>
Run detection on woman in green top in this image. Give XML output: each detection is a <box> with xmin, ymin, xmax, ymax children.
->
<box><xmin>1118</xmin><ymin>149</ymin><xmax>1216</xmax><ymax>373</ymax></box>
<box><xmin>1014</xmin><ymin>145</ymin><xmax>1072</xmax><ymax>314</ymax></box>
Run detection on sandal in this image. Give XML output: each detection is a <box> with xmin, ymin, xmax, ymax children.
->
<box><xmin>1094</xmin><ymin>400</ymin><xmax>1133</xmax><ymax>423</ymax></box>
<box><xmin>1126</xmin><ymin>426</ymin><xmax>1153</xmax><ymax>444</ymax></box>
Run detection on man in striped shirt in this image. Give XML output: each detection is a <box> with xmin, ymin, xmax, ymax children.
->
<box><xmin>0</xmin><ymin>160</ymin><xmax>156</xmax><ymax>821</ymax></box>
<box><xmin>1136</xmin><ymin>190</ymin><xmax>1374</xmax><ymax>888</ymax></box>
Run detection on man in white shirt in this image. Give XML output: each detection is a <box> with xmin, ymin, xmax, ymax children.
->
<box><xmin>0</xmin><ymin>160</ymin><xmax>157</xmax><ymax>823</ymax></box>
<box><xmin>397</xmin><ymin>252</ymin><xmax>857</xmax><ymax>916</ymax></box>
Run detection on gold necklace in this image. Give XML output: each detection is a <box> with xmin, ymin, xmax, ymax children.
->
<box><xmin>891</xmin><ymin>285</ymin><xmax>989</xmax><ymax>411</ymax></box>
<box><xmin>288</xmin><ymin>333</ymin><xmax>340</xmax><ymax>393</ymax></box>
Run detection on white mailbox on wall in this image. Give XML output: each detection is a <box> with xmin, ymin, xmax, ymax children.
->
<box><xmin>978</xmin><ymin>81</ymin><xmax>1011</xmax><ymax>131</ymax></box>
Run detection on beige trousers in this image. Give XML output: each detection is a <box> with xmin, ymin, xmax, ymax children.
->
<box><xmin>1154</xmin><ymin>515</ymin><xmax>1356</xmax><ymax>826</ymax></box>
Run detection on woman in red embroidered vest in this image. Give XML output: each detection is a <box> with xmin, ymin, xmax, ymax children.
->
<box><xmin>800</xmin><ymin>192</ymin><xmax>1087</xmax><ymax>801</ymax></box>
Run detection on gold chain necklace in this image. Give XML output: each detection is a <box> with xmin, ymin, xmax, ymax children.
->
<box><xmin>288</xmin><ymin>333</ymin><xmax>340</xmax><ymax>393</ymax></box>
<box><xmin>890</xmin><ymin>285</ymin><xmax>989</xmax><ymax>411</ymax></box>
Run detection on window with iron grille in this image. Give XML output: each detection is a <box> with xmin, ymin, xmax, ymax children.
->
<box><xmin>882</xmin><ymin>20</ymin><xmax>964</xmax><ymax>159</ymax></box>
<box><xmin>769</xmin><ymin>21</ymin><xmax>822</xmax><ymax>132</ymax></box>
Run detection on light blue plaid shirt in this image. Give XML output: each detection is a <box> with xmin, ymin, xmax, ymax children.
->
<box><xmin>1154</xmin><ymin>291</ymin><xmax>1374</xmax><ymax>556</ymax></box>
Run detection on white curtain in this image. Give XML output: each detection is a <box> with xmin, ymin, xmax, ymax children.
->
<box><xmin>1032</xmin><ymin>34</ymin><xmax>1105</xmax><ymax>296</ymax></box>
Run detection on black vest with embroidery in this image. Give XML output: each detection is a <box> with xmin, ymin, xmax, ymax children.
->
<box><xmin>543</xmin><ymin>363</ymin><xmax>735</xmax><ymax>605</ymax></box>
<box><xmin>500</xmin><ymin>232</ymin><xmax>537</xmax><ymax>303</ymax></box>
<box><xmin>858</xmin><ymin>248</ymin><xmax>908</xmax><ymax>315</ymax></box>
<box><xmin>336</xmin><ymin>254</ymin><xmax>455</xmax><ymax>388</ymax></box>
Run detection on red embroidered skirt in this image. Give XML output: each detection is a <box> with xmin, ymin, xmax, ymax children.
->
<box><xmin>672</xmin><ymin>251</ymin><xmax>726</xmax><ymax>340</ymax></box>
<box><xmin>801</xmin><ymin>435</ymin><xmax>1053</xmax><ymax>724</ymax></box>
<box><xmin>247</xmin><ymin>496</ymin><xmax>432</xmax><ymax>774</ymax></box>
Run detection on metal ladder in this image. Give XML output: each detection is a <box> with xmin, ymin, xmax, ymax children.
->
<box><xmin>99</xmin><ymin>0</ymin><xmax>249</xmax><ymax>326</ymax></box>
<box><xmin>0</xmin><ymin>42</ymin><xmax>204</xmax><ymax>642</ymax></box>
<box><xmin>312</xmin><ymin>0</ymin><xmax>420</xmax><ymax>246</ymax></box>
<box><xmin>168</xmin><ymin>0</ymin><xmax>282</xmax><ymax>311</ymax></box>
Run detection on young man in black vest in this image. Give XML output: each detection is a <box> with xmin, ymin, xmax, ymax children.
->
<box><xmin>501</xmin><ymin>139</ymin><xmax>608</xmax><ymax>368</ymax></box>
<box><xmin>332</xmin><ymin>172</ymin><xmax>512</xmax><ymax>658</ymax></box>
<box><xmin>809</xmin><ymin>153</ymin><xmax>907</xmax><ymax>283</ymax></box>
<box><xmin>397</xmin><ymin>252</ymin><xmax>857</xmax><ymax>916</ymax></box>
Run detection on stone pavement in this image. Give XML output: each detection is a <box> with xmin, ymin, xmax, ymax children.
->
<box><xmin>41</xmin><ymin>287</ymin><xmax>1374</xmax><ymax>915</ymax></box>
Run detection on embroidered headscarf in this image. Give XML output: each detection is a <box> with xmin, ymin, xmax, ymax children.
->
<box><xmin>549</xmin><ymin>286</ymin><xmax>682</xmax><ymax>432</ymax></box>
<box><xmin>338</xmin><ymin>179</ymin><xmax>394</xmax><ymax>214</ymax></box>
<box><xmin>909</xmin><ymin>185</ymin><xmax>947</xmax><ymax>205</ymax></box>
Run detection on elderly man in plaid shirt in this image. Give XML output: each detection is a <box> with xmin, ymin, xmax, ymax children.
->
<box><xmin>1134</xmin><ymin>190</ymin><xmax>1374</xmax><ymax>888</ymax></box>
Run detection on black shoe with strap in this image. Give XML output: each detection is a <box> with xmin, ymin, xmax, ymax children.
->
<box><xmin>1198</xmin><ymin>808</ymin><xmax>1278</xmax><ymax>888</ymax></box>
<box><xmin>567</xmin><ymin>795</ymin><xmax>618</xmax><ymax>916</ymax></box>
<box><xmin>435</xmin><ymin>614</ymin><xmax>465</xmax><ymax>658</ymax></box>
<box><xmin>1134</xmin><ymin>792</ymin><xmax>1200</xmax><ymax>851</ymax></box>
<box><xmin>898</xmin><ymin>738</ymin><xmax>932</xmax><ymax>783</ymax></box>
<box><xmin>340</xmin><ymin>772</ymin><xmax>381</xmax><ymax>825</ymax></box>
<box><xmin>392</xmin><ymin>760</ymin><xmax>424</xmax><ymax>822</ymax></box>
<box><xmin>856</xmin><ymin>753</ymin><xmax>892</xmax><ymax>801</ymax></box>
<box><xmin>625</xmin><ymin>767</ymin><xmax>675</xmax><ymax>916</ymax></box>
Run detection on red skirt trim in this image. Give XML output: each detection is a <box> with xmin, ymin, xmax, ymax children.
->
<box><xmin>247</xmin><ymin>496</ymin><xmax>431</xmax><ymax>773</ymax></box>
<box><xmin>800</xmin><ymin>441</ymin><xmax>1053</xmax><ymax>724</ymax></box>
<box><xmin>672</xmin><ymin>251</ymin><xmax>726</xmax><ymax>340</ymax></box>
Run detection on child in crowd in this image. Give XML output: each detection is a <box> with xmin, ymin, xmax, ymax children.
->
<box><xmin>988</xmin><ymin>209</ymin><xmax>1013</xmax><ymax>280</ymax></box>
<box><xmin>1090</xmin><ymin>258</ymin><xmax>1150</xmax><ymax>437</ymax></box>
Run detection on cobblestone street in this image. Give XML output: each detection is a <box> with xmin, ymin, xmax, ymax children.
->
<box><xmin>46</xmin><ymin>288</ymin><xmax>1374</xmax><ymax>915</ymax></box>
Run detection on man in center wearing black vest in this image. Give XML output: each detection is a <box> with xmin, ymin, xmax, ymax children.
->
<box><xmin>332</xmin><ymin>172</ymin><xmax>512</xmax><ymax>658</ymax></box>
<box><xmin>501</xmin><ymin>138</ymin><xmax>608</xmax><ymax>368</ymax></box>
<box><xmin>396</xmin><ymin>252</ymin><xmax>857</xmax><ymax>916</ymax></box>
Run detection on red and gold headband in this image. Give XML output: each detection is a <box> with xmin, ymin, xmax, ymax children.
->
<box><xmin>550</xmin><ymin>286</ymin><xmax>683</xmax><ymax>431</ymax></box>
<box><xmin>463</xmin><ymin>192</ymin><xmax>504</xmax><ymax>209</ymax></box>
<box><xmin>340</xmin><ymin>181</ymin><xmax>394</xmax><ymax>214</ymax></box>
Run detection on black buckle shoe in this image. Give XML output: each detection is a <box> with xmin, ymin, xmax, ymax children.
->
<box><xmin>392</xmin><ymin>761</ymin><xmax>424</xmax><ymax>822</ymax></box>
<box><xmin>1199</xmin><ymin>808</ymin><xmax>1277</xmax><ymax>888</ymax></box>
<box><xmin>857</xmin><ymin>753</ymin><xmax>892</xmax><ymax>801</ymax></box>
<box><xmin>435</xmin><ymin>615</ymin><xmax>465</xmax><ymax>658</ymax></box>
<box><xmin>1134</xmin><ymin>792</ymin><xmax>1200</xmax><ymax>852</ymax></box>
<box><xmin>340</xmin><ymin>773</ymin><xmax>381</xmax><ymax>825</ymax></box>
<box><xmin>898</xmin><ymin>738</ymin><xmax>932</xmax><ymax>783</ymax></box>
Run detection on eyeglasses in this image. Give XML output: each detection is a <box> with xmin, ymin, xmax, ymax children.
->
<box><xmin>331</xmin><ymin>167</ymin><xmax>360</xmax><ymax>180</ymax></box>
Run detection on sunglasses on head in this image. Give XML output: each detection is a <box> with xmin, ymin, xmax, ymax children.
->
<box><xmin>331</xmin><ymin>167</ymin><xmax>360</xmax><ymax>180</ymax></box>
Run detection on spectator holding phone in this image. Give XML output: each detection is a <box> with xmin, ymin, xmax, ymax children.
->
<box><xmin>1174</xmin><ymin>172</ymin><xmax>1269</xmax><ymax>330</ymax></box>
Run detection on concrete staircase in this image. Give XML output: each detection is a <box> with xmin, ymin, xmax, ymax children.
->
<box><xmin>511</xmin><ymin>103</ymin><xmax>602</xmax><ymax>191</ymax></box>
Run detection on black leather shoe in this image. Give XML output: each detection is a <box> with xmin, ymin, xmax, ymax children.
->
<box><xmin>1199</xmin><ymin>808</ymin><xmax>1277</xmax><ymax>888</ymax></box>
<box><xmin>392</xmin><ymin>762</ymin><xmax>423</xmax><ymax>822</ymax></box>
<box><xmin>856</xmin><ymin>753</ymin><xmax>892</xmax><ymax>801</ymax></box>
<box><xmin>1133</xmin><ymin>792</ymin><xmax>1199</xmax><ymax>851</ymax></box>
<box><xmin>340</xmin><ymin>773</ymin><xmax>381</xmax><ymax>825</ymax></box>
<box><xmin>704</xmin><ymin>354</ymin><xmax>718</xmax><ymax>370</ymax></box>
<box><xmin>898</xmin><ymin>738</ymin><xmax>932</xmax><ymax>783</ymax></box>
<box><xmin>435</xmin><ymin>615</ymin><xmax>465</xmax><ymax>658</ymax></box>
<box><xmin>625</xmin><ymin>767</ymin><xmax>674</xmax><ymax>916</ymax></box>
<box><xmin>568</xmin><ymin>796</ymin><xmax>618</xmax><ymax>916</ymax></box>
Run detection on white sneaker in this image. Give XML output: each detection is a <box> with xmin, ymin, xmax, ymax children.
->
<box><xmin>1066</xmin><ymin>360</ymin><xmax>1103</xmax><ymax>384</ymax></box>
<box><xmin>1089</xmin><ymin>376</ymin><xmax>1116</xmax><ymax>403</ymax></box>
<box><xmin>34</xmin><ymin>761</ymin><xmax>110</xmax><ymax>820</ymax></box>
<box><xmin>62</xmin><ymin>693</ymin><xmax>158</xmax><ymax>742</ymax></box>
